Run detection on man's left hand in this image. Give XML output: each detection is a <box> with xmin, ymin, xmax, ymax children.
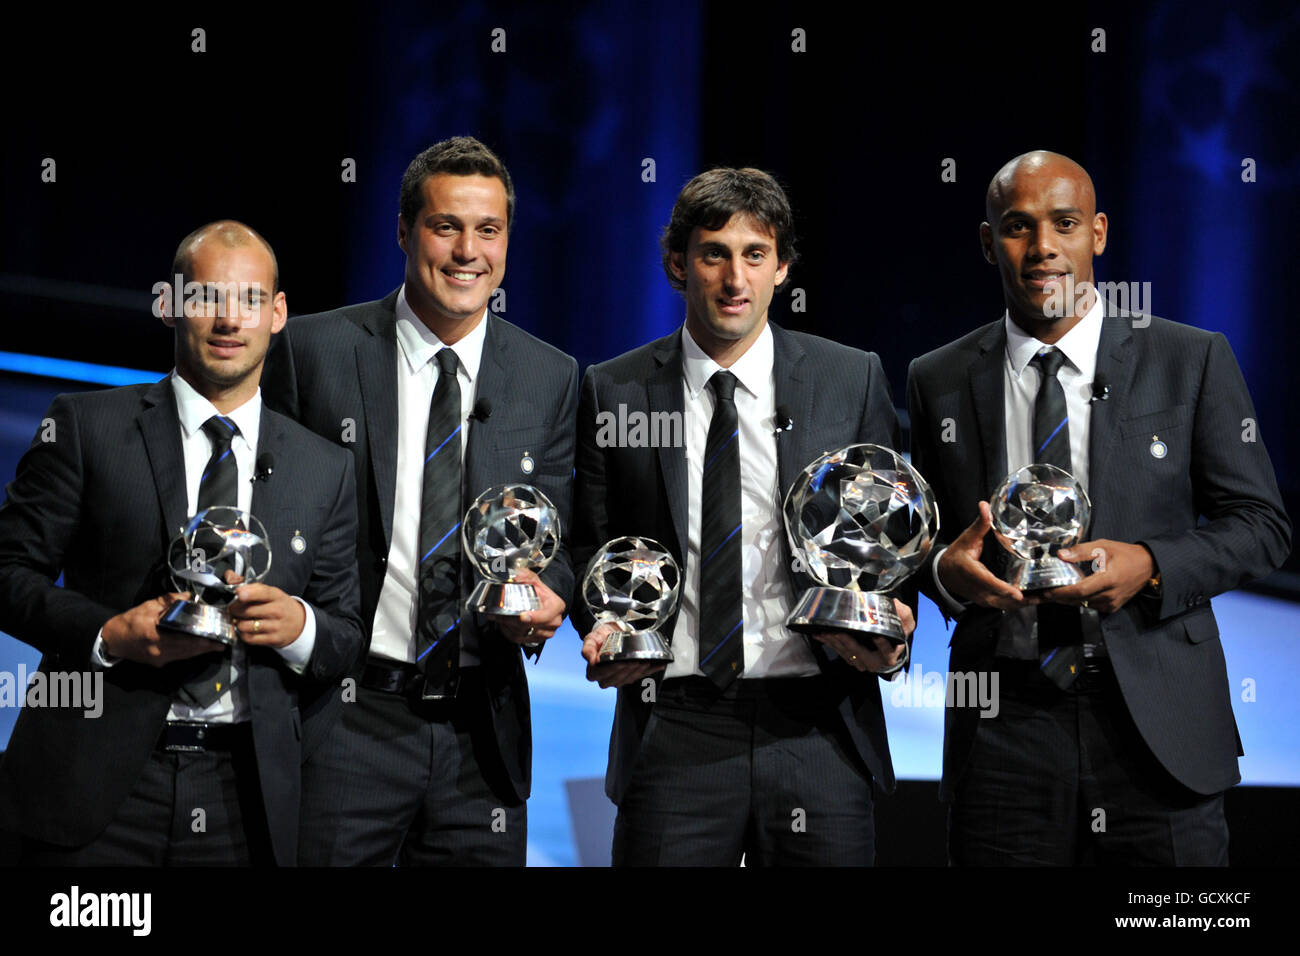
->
<box><xmin>229</xmin><ymin>583</ymin><xmax>306</xmax><ymax>648</ymax></box>
<box><xmin>812</xmin><ymin>598</ymin><xmax>915</xmax><ymax>674</ymax></box>
<box><xmin>1046</xmin><ymin>539</ymin><xmax>1155</xmax><ymax>615</ymax></box>
<box><xmin>494</xmin><ymin>569</ymin><xmax>567</xmax><ymax>645</ymax></box>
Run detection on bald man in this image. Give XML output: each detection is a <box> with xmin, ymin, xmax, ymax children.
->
<box><xmin>907</xmin><ymin>151</ymin><xmax>1289</xmax><ymax>864</ymax></box>
<box><xmin>0</xmin><ymin>221</ymin><xmax>363</xmax><ymax>864</ymax></box>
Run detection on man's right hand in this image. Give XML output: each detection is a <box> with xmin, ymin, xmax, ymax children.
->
<box><xmin>937</xmin><ymin>501</ymin><xmax>1037</xmax><ymax>611</ymax></box>
<box><xmin>100</xmin><ymin>594</ymin><xmax>222</xmax><ymax>667</ymax></box>
<box><xmin>582</xmin><ymin>622</ymin><xmax>668</xmax><ymax>689</ymax></box>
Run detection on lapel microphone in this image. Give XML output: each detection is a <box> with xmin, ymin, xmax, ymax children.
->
<box><xmin>471</xmin><ymin>398</ymin><xmax>493</xmax><ymax>422</ymax></box>
<box><xmin>252</xmin><ymin>452</ymin><xmax>275</xmax><ymax>482</ymax></box>
<box><xmin>774</xmin><ymin>404</ymin><xmax>794</xmax><ymax>435</ymax></box>
<box><xmin>1090</xmin><ymin>375</ymin><xmax>1110</xmax><ymax>403</ymax></box>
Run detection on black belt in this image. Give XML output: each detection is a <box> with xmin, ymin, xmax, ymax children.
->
<box><xmin>996</xmin><ymin>654</ymin><xmax>1116</xmax><ymax>694</ymax></box>
<box><xmin>360</xmin><ymin>656</ymin><xmax>482</xmax><ymax>703</ymax></box>
<box><xmin>156</xmin><ymin>721</ymin><xmax>251</xmax><ymax>753</ymax></box>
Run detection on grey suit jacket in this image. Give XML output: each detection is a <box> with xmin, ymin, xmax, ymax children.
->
<box><xmin>570</xmin><ymin>322</ymin><xmax>908</xmax><ymax>805</ymax></box>
<box><xmin>907</xmin><ymin>307</ymin><xmax>1291</xmax><ymax>799</ymax></box>
<box><xmin>261</xmin><ymin>290</ymin><xmax>579</xmax><ymax>802</ymax></box>
<box><xmin>0</xmin><ymin>379</ymin><xmax>363</xmax><ymax>863</ymax></box>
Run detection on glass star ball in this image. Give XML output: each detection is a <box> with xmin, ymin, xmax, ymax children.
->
<box><xmin>582</xmin><ymin>536</ymin><xmax>681</xmax><ymax>631</ymax></box>
<box><xmin>783</xmin><ymin>443</ymin><xmax>938</xmax><ymax>592</ymax></box>
<box><xmin>462</xmin><ymin>483</ymin><xmax>560</xmax><ymax>582</ymax></box>
<box><xmin>991</xmin><ymin>464</ymin><xmax>1091</xmax><ymax>560</ymax></box>
<box><xmin>167</xmin><ymin>506</ymin><xmax>271</xmax><ymax>606</ymax></box>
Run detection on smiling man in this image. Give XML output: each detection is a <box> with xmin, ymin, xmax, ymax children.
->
<box><xmin>263</xmin><ymin>136</ymin><xmax>578</xmax><ymax>866</ymax></box>
<box><xmin>569</xmin><ymin>167</ymin><xmax>915</xmax><ymax>866</ymax></box>
<box><xmin>0</xmin><ymin>221</ymin><xmax>363</xmax><ymax>864</ymax></box>
<box><xmin>907</xmin><ymin>151</ymin><xmax>1290</xmax><ymax>864</ymax></box>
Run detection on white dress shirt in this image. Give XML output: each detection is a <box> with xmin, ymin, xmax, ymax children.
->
<box><xmin>666</xmin><ymin>323</ymin><xmax>819</xmax><ymax>680</ymax></box>
<box><xmin>94</xmin><ymin>372</ymin><xmax>317</xmax><ymax>723</ymax></box>
<box><xmin>932</xmin><ymin>296</ymin><xmax>1105</xmax><ymax>629</ymax></box>
<box><xmin>369</xmin><ymin>285</ymin><xmax>487</xmax><ymax>666</ymax></box>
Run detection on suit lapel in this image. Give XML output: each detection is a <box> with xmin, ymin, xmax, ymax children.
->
<box><xmin>137</xmin><ymin>378</ymin><xmax>189</xmax><ymax>544</ymax></box>
<box><xmin>250</xmin><ymin>405</ymin><xmax>283</xmax><ymax>519</ymax></box>
<box><xmin>648</xmin><ymin>335</ymin><xmax>689</xmax><ymax>560</ymax></box>
<box><xmin>465</xmin><ymin>314</ymin><xmax>510</xmax><ymax>503</ymax></box>
<box><xmin>968</xmin><ymin>321</ymin><xmax>1008</xmax><ymax>498</ymax></box>
<box><xmin>771</xmin><ymin>324</ymin><xmax>814</xmax><ymax>500</ymax></box>
<box><xmin>1086</xmin><ymin>306</ymin><xmax>1135</xmax><ymax>538</ymax></box>
<box><xmin>356</xmin><ymin>297</ymin><xmax>400</xmax><ymax>547</ymax></box>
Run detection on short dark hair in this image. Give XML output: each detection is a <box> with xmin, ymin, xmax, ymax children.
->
<box><xmin>660</xmin><ymin>167</ymin><xmax>798</xmax><ymax>292</ymax></box>
<box><xmin>171</xmin><ymin>220</ymin><xmax>279</xmax><ymax>293</ymax></box>
<box><xmin>399</xmin><ymin>136</ymin><xmax>516</xmax><ymax>233</ymax></box>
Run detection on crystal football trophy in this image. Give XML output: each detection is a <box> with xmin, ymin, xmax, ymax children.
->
<box><xmin>463</xmin><ymin>483</ymin><xmax>561</xmax><ymax>615</ymax></box>
<box><xmin>583</xmin><ymin>536</ymin><xmax>681</xmax><ymax>663</ymax></box>
<box><xmin>784</xmin><ymin>444</ymin><xmax>938</xmax><ymax>644</ymax></box>
<box><xmin>990</xmin><ymin>463</ymin><xmax>1092</xmax><ymax>589</ymax></box>
<box><xmin>158</xmin><ymin>506</ymin><xmax>272</xmax><ymax>645</ymax></box>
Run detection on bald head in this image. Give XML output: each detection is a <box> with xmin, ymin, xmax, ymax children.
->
<box><xmin>172</xmin><ymin>220</ymin><xmax>279</xmax><ymax>293</ymax></box>
<box><xmin>985</xmin><ymin>151</ymin><xmax>1096</xmax><ymax>225</ymax></box>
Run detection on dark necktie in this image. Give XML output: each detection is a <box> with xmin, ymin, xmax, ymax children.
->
<box><xmin>1030</xmin><ymin>348</ymin><xmax>1083</xmax><ymax>688</ymax></box>
<box><xmin>179</xmin><ymin>415</ymin><xmax>239</xmax><ymax>708</ymax></box>
<box><xmin>698</xmin><ymin>370</ymin><xmax>744</xmax><ymax>688</ymax></box>
<box><xmin>415</xmin><ymin>347</ymin><xmax>464</xmax><ymax>698</ymax></box>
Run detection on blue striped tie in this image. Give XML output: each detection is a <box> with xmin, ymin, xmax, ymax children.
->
<box><xmin>698</xmin><ymin>370</ymin><xmax>744</xmax><ymax>688</ymax></box>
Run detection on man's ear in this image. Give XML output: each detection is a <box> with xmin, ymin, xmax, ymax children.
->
<box><xmin>1092</xmin><ymin>211</ymin><xmax>1108</xmax><ymax>256</ymax></box>
<box><xmin>669</xmin><ymin>250</ymin><xmax>686</xmax><ymax>283</ymax></box>
<box><xmin>397</xmin><ymin>214</ymin><xmax>409</xmax><ymax>255</ymax></box>
<box><xmin>158</xmin><ymin>282</ymin><xmax>177</xmax><ymax>328</ymax></box>
<box><xmin>979</xmin><ymin>222</ymin><xmax>997</xmax><ymax>265</ymax></box>
<box><xmin>271</xmin><ymin>291</ymin><xmax>288</xmax><ymax>334</ymax></box>
<box><xmin>775</xmin><ymin>259</ymin><xmax>791</xmax><ymax>288</ymax></box>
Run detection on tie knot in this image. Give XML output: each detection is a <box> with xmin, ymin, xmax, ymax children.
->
<box><xmin>435</xmin><ymin>347</ymin><xmax>460</xmax><ymax>376</ymax></box>
<box><xmin>709</xmin><ymin>370</ymin><xmax>738</xmax><ymax>403</ymax></box>
<box><xmin>200</xmin><ymin>415</ymin><xmax>238</xmax><ymax>449</ymax></box>
<box><xmin>1031</xmin><ymin>347</ymin><xmax>1067</xmax><ymax>378</ymax></box>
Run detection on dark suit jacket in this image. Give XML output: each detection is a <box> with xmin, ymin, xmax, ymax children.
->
<box><xmin>907</xmin><ymin>307</ymin><xmax>1291</xmax><ymax>800</ymax></box>
<box><xmin>261</xmin><ymin>290</ymin><xmax>579</xmax><ymax>803</ymax></box>
<box><xmin>0</xmin><ymin>379</ymin><xmax>363</xmax><ymax>864</ymax></box>
<box><xmin>570</xmin><ymin>322</ymin><xmax>908</xmax><ymax>806</ymax></box>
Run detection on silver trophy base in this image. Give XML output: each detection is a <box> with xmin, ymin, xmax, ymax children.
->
<box><xmin>786</xmin><ymin>587</ymin><xmax>905</xmax><ymax>645</ymax></box>
<box><xmin>158</xmin><ymin>599</ymin><xmax>238</xmax><ymax>646</ymax></box>
<box><xmin>597</xmin><ymin>628</ymin><xmax>674</xmax><ymax>664</ymax></box>
<box><xmin>469</xmin><ymin>580</ymin><xmax>541</xmax><ymax>616</ymax></box>
<box><xmin>1006</xmin><ymin>554</ymin><xmax>1083</xmax><ymax>590</ymax></box>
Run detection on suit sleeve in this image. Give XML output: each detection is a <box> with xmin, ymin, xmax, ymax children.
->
<box><xmin>906</xmin><ymin>358</ymin><xmax>953</xmax><ymax>620</ymax></box>
<box><xmin>300</xmin><ymin>450</ymin><xmax>364</xmax><ymax>683</ymax></box>
<box><xmin>568</xmin><ymin>366</ymin><xmax>607</xmax><ymax>638</ymax></box>
<box><xmin>1138</xmin><ymin>332</ymin><xmax>1291</xmax><ymax>622</ymax></box>
<box><xmin>0</xmin><ymin>395</ymin><xmax>119</xmax><ymax>667</ymax></box>
<box><xmin>535</xmin><ymin>355</ymin><xmax>580</xmax><ymax>615</ymax></box>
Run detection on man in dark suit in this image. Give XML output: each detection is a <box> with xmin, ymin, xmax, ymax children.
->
<box><xmin>907</xmin><ymin>150</ymin><xmax>1291</xmax><ymax>865</ymax></box>
<box><xmin>0</xmin><ymin>221</ymin><xmax>363</xmax><ymax>865</ymax></box>
<box><xmin>571</xmin><ymin>167</ymin><xmax>915</xmax><ymax>866</ymax></box>
<box><xmin>262</xmin><ymin>136</ymin><xmax>578</xmax><ymax>866</ymax></box>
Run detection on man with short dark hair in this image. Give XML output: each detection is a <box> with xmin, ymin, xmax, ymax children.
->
<box><xmin>264</xmin><ymin>136</ymin><xmax>578</xmax><ymax>866</ymax></box>
<box><xmin>0</xmin><ymin>221</ymin><xmax>363</xmax><ymax>865</ymax></box>
<box><xmin>908</xmin><ymin>150</ymin><xmax>1290</xmax><ymax>864</ymax></box>
<box><xmin>570</xmin><ymin>167</ymin><xmax>914</xmax><ymax>866</ymax></box>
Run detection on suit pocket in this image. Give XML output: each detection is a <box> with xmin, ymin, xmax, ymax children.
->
<box><xmin>1119</xmin><ymin>405</ymin><xmax>1191</xmax><ymax>438</ymax></box>
<box><xmin>1182</xmin><ymin>610</ymin><xmax>1220</xmax><ymax>645</ymax></box>
<box><xmin>493</xmin><ymin>423</ymin><xmax>551</xmax><ymax>452</ymax></box>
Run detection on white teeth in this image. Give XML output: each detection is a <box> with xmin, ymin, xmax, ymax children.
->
<box><xmin>449</xmin><ymin>272</ymin><xmax>477</xmax><ymax>281</ymax></box>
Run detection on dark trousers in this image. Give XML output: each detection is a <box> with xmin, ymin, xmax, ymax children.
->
<box><xmin>21</xmin><ymin>724</ymin><xmax>273</xmax><ymax>866</ymax></box>
<box><xmin>949</xmin><ymin>658</ymin><xmax>1229</xmax><ymax>866</ymax></box>
<box><xmin>613</xmin><ymin>675</ymin><xmax>876</xmax><ymax>866</ymax></box>
<box><xmin>298</xmin><ymin>666</ymin><xmax>526</xmax><ymax>866</ymax></box>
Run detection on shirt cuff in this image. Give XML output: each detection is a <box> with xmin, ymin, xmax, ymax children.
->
<box><xmin>274</xmin><ymin>598</ymin><xmax>317</xmax><ymax>675</ymax></box>
<box><xmin>930</xmin><ymin>546</ymin><xmax>971</xmax><ymax>619</ymax></box>
<box><xmin>91</xmin><ymin>630</ymin><xmax>121</xmax><ymax>669</ymax></box>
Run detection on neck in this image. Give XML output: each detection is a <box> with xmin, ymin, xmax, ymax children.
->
<box><xmin>686</xmin><ymin>315</ymin><xmax>767</xmax><ymax>369</ymax></box>
<box><xmin>178</xmin><ymin>369</ymin><xmax>258</xmax><ymax>415</ymax></box>
<box><xmin>1008</xmin><ymin>286</ymin><xmax>1095</xmax><ymax>345</ymax></box>
<box><xmin>410</xmin><ymin>299</ymin><xmax>485</xmax><ymax>346</ymax></box>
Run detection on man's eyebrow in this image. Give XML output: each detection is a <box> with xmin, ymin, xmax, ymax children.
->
<box><xmin>998</xmin><ymin>206</ymin><xmax>1085</xmax><ymax>223</ymax></box>
<box><xmin>424</xmin><ymin>211</ymin><xmax>505</xmax><ymax>225</ymax></box>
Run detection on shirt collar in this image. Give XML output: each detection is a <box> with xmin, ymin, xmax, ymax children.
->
<box><xmin>681</xmin><ymin>322</ymin><xmax>774</xmax><ymax>401</ymax></box>
<box><xmin>1003</xmin><ymin>293</ymin><xmax>1104</xmax><ymax>379</ymax></box>
<box><xmin>170</xmin><ymin>371</ymin><xmax>262</xmax><ymax>444</ymax></box>
<box><xmin>394</xmin><ymin>284</ymin><xmax>486</xmax><ymax>384</ymax></box>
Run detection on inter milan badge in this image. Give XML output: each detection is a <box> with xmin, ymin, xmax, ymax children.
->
<box><xmin>1149</xmin><ymin>436</ymin><xmax>1168</xmax><ymax>459</ymax></box>
<box><xmin>520</xmin><ymin>452</ymin><xmax>535</xmax><ymax>475</ymax></box>
<box><xmin>290</xmin><ymin>531</ymin><xmax>307</xmax><ymax>554</ymax></box>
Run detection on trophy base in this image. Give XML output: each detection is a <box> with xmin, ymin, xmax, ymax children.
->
<box><xmin>157</xmin><ymin>600</ymin><xmax>237</xmax><ymax>646</ymax></box>
<box><xmin>597</xmin><ymin>628</ymin><xmax>674</xmax><ymax>664</ymax></box>
<box><xmin>786</xmin><ymin>588</ymin><xmax>905</xmax><ymax>645</ymax></box>
<box><xmin>469</xmin><ymin>580</ymin><xmax>541</xmax><ymax>616</ymax></box>
<box><xmin>1006</xmin><ymin>555</ymin><xmax>1083</xmax><ymax>590</ymax></box>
